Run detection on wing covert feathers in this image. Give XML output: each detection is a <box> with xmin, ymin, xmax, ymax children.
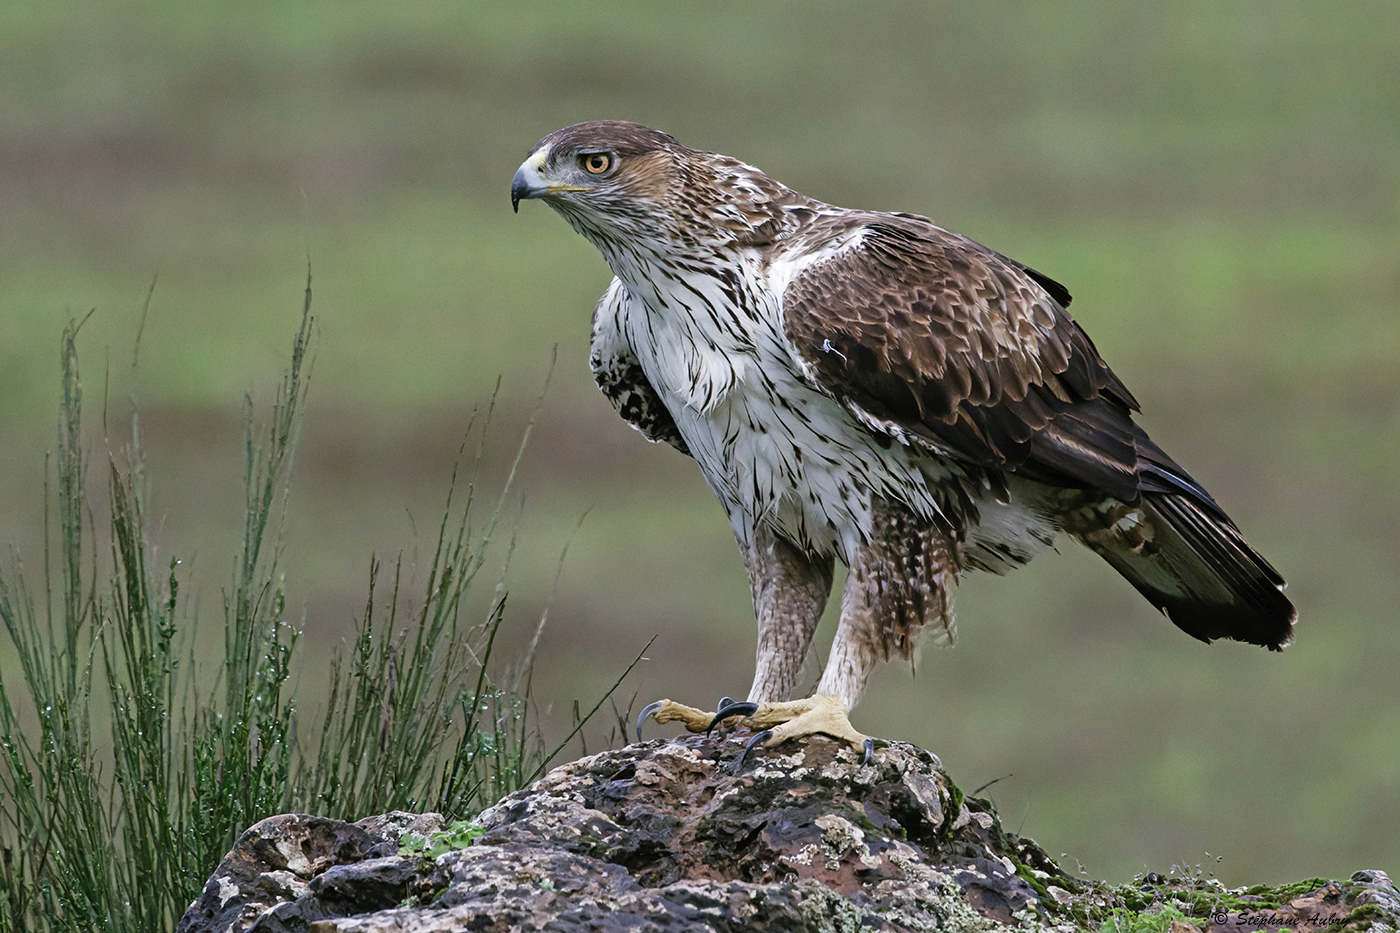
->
<box><xmin>781</xmin><ymin>214</ymin><xmax>1294</xmax><ymax>648</ymax></box>
<box><xmin>783</xmin><ymin>218</ymin><xmax>1148</xmax><ymax>501</ymax></box>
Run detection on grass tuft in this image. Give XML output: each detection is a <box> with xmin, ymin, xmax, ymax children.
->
<box><xmin>1099</xmin><ymin>903</ymin><xmax>1193</xmax><ymax>933</ymax></box>
<box><xmin>0</xmin><ymin>278</ymin><xmax>613</xmax><ymax>931</ymax></box>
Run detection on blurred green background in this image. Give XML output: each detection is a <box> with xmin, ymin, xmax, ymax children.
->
<box><xmin>2</xmin><ymin>0</ymin><xmax>1397</xmax><ymax>885</ymax></box>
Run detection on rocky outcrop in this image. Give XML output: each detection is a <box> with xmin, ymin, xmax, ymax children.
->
<box><xmin>178</xmin><ymin>733</ymin><xmax>1399</xmax><ymax>932</ymax></box>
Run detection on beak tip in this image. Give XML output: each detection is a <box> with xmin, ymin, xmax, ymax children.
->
<box><xmin>511</xmin><ymin>165</ymin><xmax>534</xmax><ymax>215</ymax></box>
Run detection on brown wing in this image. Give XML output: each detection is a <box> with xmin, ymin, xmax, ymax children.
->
<box><xmin>783</xmin><ymin>216</ymin><xmax>1211</xmax><ymax>510</ymax></box>
<box><xmin>782</xmin><ymin>216</ymin><xmax>1294</xmax><ymax>649</ymax></box>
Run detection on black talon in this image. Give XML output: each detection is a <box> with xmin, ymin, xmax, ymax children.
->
<box><xmin>706</xmin><ymin>700</ymin><xmax>759</xmax><ymax>734</ymax></box>
<box><xmin>861</xmin><ymin>737</ymin><xmax>875</xmax><ymax>765</ymax></box>
<box><xmin>729</xmin><ymin>730</ymin><xmax>773</xmax><ymax>774</ymax></box>
<box><xmin>710</xmin><ymin>698</ymin><xmax>737</xmax><ymax>735</ymax></box>
<box><xmin>709</xmin><ymin>698</ymin><xmax>736</xmax><ymax>732</ymax></box>
<box><xmin>636</xmin><ymin>701</ymin><xmax>665</xmax><ymax>740</ymax></box>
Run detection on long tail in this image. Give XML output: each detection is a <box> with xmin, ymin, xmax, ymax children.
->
<box><xmin>1078</xmin><ymin>491</ymin><xmax>1295</xmax><ymax>650</ymax></box>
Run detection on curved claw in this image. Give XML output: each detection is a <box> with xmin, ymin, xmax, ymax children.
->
<box><xmin>707</xmin><ymin>700</ymin><xmax>759</xmax><ymax>734</ymax></box>
<box><xmin>636</xmin><ymin>700</ymin><xmax>666</xmax><ymax>740</ymax></box>
<box><xmin>729</xmin><ymin>730</ymin><xmax>773</xmax><ymax>774</ymax></box>
<box><xmin>861</xmin><ymin>737</ymin><xmax>875</xmax><ymax>766</ymax></box>
<box><xmin>709</xmin><ymin>698</ymin><xmax>736</xmax><ymax>736</ymax></box>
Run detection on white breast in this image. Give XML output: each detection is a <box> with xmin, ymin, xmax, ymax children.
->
<box><xmin>618</xmin><ymin>251</ymin><xmax>943</xmax><ymax>563</ymax></box>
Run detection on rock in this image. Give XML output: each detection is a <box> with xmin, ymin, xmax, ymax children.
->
<box><xmin>178</xmin><ymin>733</ymin><xmax>1400</xmax><ymax>932</ymax></box>
<box><xmin>175</xmin><ymin>811</ymin><xmax>446</xmax><ymax>933</ymax></box>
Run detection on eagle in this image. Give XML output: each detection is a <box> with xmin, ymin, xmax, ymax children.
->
<box><xmin>511</xmin><ymin>121</ymin><xmax>1294</xmax><ymax>764</ymax></box>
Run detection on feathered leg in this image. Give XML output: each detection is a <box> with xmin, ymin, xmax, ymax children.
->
<box><xmin>638</xmin><ymin>525</ymin><xmax>832</xmax><ymax>735</ymax></box>
<box><xmin>700</xmin><ymin>581</ymin><xmax>898</xmax><ymax>767</ymax></box>
<box><xmin>819</xmin><ymin>508</ymin><xmax>958</xmax><ymax>704</ymax></box>
<box><xmin>717</xmin><ymin>505</ymin><xmax>961</xmax><ymax>768</ymax></box>
<box><xmin>745</xmin><ymin>525</ymin><xmax>834</xmax><ymax>703</ymax></box>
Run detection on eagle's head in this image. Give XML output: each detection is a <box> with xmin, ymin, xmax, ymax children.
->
<box><xmin>511</xmin><ymin>121</ymin><xmax>806</xmax><ymax>256</ymax></box>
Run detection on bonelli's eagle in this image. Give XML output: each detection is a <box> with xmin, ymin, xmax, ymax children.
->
<box><xmin>512</xmin><ymin>121</ymin><xmax>1294</xmax><ymax>763</ymax></box>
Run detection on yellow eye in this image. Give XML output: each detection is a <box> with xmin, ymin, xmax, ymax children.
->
<box><xmin>583</xmin><ymin>153</ymin><xmax>612</xmax><ymax>174</ymax></box>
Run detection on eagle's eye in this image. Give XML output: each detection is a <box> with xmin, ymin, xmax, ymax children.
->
<box><xmin>582</xmin><ymin>153</ymin><xmax>612</xmax><ymax>175</ymax></box>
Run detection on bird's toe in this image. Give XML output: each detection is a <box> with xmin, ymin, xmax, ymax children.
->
<box><xmin>636</xmin><ymin>698</ymin><xmax>726</xmax><ymax>735</ymax></box>
<box><xmin>724</xmin><ymin>694</ymin><xmax>873</xmax><ymax>771</ymax></box>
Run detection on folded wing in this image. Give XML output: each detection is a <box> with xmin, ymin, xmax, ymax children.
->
<box><xmin>780</xmin><ymin>215</ymin><xmax>1294</xmax><ymax>648</ymax></box>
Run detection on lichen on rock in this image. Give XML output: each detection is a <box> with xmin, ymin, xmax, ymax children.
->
<box><xmin>177</xmin><ymin>733</ymin><xmax>1399</xmax><ymax>932</ymax></box>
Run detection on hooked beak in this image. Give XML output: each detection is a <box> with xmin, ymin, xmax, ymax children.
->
<box><xmin>511</xmin><ymin>160</ymin><xmax>543</xmax><ymax>213</ymax></box>
<box><xmin>511</xmin><ymin>148</ymin><xmax>590</xmax><ymax>213</ymax></box>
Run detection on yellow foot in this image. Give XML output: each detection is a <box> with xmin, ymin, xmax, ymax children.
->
<box><xmin>637</xmin><ymin>694</ymin><xmax>874</xmax><ymax>772</ymax></box>
<box><xmin>635</xmin><ymin>698</ymin><xmax>731</xmax><ymax>734</ymax></box>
